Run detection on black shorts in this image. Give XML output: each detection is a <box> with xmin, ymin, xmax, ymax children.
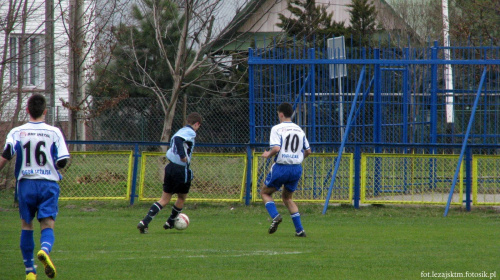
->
<box><xmin>163</xmin><ymin>162</ymin><xmax>192</xmax><ymax>194</ymax></box>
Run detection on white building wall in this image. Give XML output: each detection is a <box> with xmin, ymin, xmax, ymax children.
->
<box><xmin>0</xmin><ymin>0</ymin><xmax>94</xmax><ymax>121</ymax></box>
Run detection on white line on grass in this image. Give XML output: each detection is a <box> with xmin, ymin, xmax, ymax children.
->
<box><xmin>118</xmin><ymin>250</ymin><xmax>305</xmax><ymax>260</ymax></box>
<box><xmin>48</xmin><ymin>249</ymin><xmax>306</xmax><ymax>261</ymax></box>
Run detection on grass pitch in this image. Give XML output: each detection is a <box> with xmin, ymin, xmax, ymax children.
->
<box><xmin>0</xmin><ymin>195</ymin><xmax>498</xmax><ymax>280</ymax></box>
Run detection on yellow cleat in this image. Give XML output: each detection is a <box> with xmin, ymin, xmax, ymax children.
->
<box><xmin>26</xmin><ymin>272</ymin><xmax>37</xmax><ymax>280</ymax></box>
<box><xmin>37</xmin><ymin>250</ymin><xmax>57</xmax><ymax>279</ymax></box>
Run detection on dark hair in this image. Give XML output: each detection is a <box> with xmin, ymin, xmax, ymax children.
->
<box><xmin>186</xmin><ymin>112</ymin><xmax>202</xmax><ymax>125</ymax></box>
<box><xmin>278</xmin><ymin>102</ymin><xmax>293</xmax><ymax>118</ymax></box>
<box><xmin>28</xmin><ymin>94</ymin><xmax>46</xmax><ymax>119</ymax></box>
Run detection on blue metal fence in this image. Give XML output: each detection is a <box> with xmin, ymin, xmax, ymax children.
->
<box><xmin>248</xmin><ymin>38</ymin><xmax>500</xmax><ymax>214</ymax></box>
<box><xmin>248</xmin><ymin>39</ymin><xmax>500</xmax><ymax>149</ymax></box>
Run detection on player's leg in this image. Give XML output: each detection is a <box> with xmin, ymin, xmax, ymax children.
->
<box><xmin>39</xmin><ymin>218</ymin><xmax>55</xmax><ymax>254</ymax></box>
<box><xmin>262</xmin><ymin>164</ymin><xmax>281</xmax><ymax>220</ymax></box>
<box><xmin>36</xmin><ymin>180</ymin><xmax>59</xmax><ymax>278</ymax></box>
<box><xmin>138</xmin><ymin>164</ymin><xmax>174</xmax><ymax>233</ymax></box>
<box><xmin>283</xmin><ymin>166</ymin><xmax>306</xmax><ymax>237</ymax></box>
<box><xmin>17</xmin><ymin>180</ymin><xmax>38</xmax><ymax>277</ymax></box>
<box><xmin>20</xmin><ymin>220</ymin><xmax>36</xmax><ymax>276</ymax></box>
<box><xmin>164</xmin><ymin>165</ymin><xmax>191</xmax><ymax>230</ymax></box>
<box><xmin>138</xmin><ymin>191</ymin><xmax>172</xmax><ymax>233</ymax></box>
<box><xmin>164</xmin><ymin>193</ymin><xmax>187</xmax><ymax>229</ymax></box>
<box><xmin>282</xmin><ymin>189</ymin><xmax>305</xmax><ymax>236</ymax></box>
<box><xmin>37</xmin><ymin>217</ymin><xmax>57</xmax><ymax>278</ymax></box>
<box><xmin>283</xmin><ymin>196</ymin><xmax>305</xmax><ymax>237</ymax></box>
<box><xmin>262</xmin><ymin>164</ymin><xmax>284</xmax><ymax>234</ymax></box>
<box><xmin>262</xmin><ymin>185</ymin><xmax>283</xmax><ymax>234</ymax></box>
<box><xmin>261</xmin><ymin>185</ymin><xmax>279</xmax><ymax>218</ymax></box>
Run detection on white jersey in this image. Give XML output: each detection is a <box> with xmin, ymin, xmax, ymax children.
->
<box><xmin>4</xmin><ymin>121</ymin><xmax>70</xmax><ymax>181</ymax></box>
<box><xmin>269</xmin><ymin>121</ymin><xmax>310</xmax><ymax>165</ymax></box>
<box><xmin>166</xmin><ymin>125</ymin><xmax>196</xmax><ymax>166</ymax></box>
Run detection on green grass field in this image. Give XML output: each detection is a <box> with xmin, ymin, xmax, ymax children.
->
<box><xmin>0</xmin><ymin>193</ymin><xmax>498</xmax><ymax>280</ymax></box>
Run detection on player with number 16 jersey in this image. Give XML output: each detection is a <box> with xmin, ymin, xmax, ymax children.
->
<box><xmin>0</xmin><ymin>94</ymin><xmax>70</xmax><ymax>279</ymax></box>
<box><xmin>5</xmin><ymin>122</ymin><xmax>69</xmax><ymax>181</ymax></box>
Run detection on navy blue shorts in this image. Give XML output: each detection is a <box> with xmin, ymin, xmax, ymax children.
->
<box><xmin>163</xmin><ymin>162</ymin><xmax>192</xmax><ymax>194</ymax></box>
<box><xmin>17</xmin><ymin>179</ymin><xmax>60</xmax><ymax>223</ymax></box>
<box><xmin>264</xmin><ymin>164</ymin><xmax>302</xmax><ymax>192</ymax></box>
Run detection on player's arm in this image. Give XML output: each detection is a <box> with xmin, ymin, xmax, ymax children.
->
<box><xmin>56</xmin><ymin>158</ymin><xmax>68</xmax><ymax>169</ymax></box>
<box><xmin>54</xmin><ymin>129</ymin><xmax>70</xmax><ymax>169</ymax></box>
<box><xmin>0</xmin><ymin>144</ymin><xmax>13</xmax><ymax>171</ymax></box>
<box><xmin>0</xmin><ymin>156</ymin><xmax>8</xmax><ymax>171</ymax></box>
<box><xmin>262</xmin><ymin>126</ymin><xmax>280</xmax><ymax>158</ymax></box>
<box><xmin>262</xmin><ymin>146</ymin><xmax>280</xmax><ymax>158</ymax></box>
<box><xmin>173</xmin><ymin>136</ymin><xmax>187</xmax><ymax>162</ymax></box>
<box><xmin>303</xmin><ymin>135</ymin><xmax>312</xmax><ymax>159</ymax></box>
<box><xmin>303</xmin><ymin>148</ymin><xmax>312</xmax><ymax>159</ymax></box>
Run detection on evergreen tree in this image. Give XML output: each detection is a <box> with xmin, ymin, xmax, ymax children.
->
<box><xmin>347</xmin><ymin>0</ymin><xmax>378</xmax><ymax>46</ymax></box>
<box><xmin>277</xmin><ymin>0</ymin><xmax>346</xmax><ymax>44</ymax></box>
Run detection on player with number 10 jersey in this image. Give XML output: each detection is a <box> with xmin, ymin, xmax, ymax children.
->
<box><xmin>261</xmin><ymin>102</ymin><xmax>311</xmax><ymax>237</ymax></box>
<box><xmin>269</xmin><ymin>122</ymin><xmax>310</xmax><ymax>165</ymax></box>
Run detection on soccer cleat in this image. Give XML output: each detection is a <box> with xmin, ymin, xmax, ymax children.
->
<box><xmin>26</xmin><ymin>272</ymin><xmax>37</xmax><ymax>280</ymax></box>
<box><xmin>268</xmin><ymin>214</ymin><xmax>282</xmax><ymax>234</ymax></box>
<box><xmin>137</xmin><ymin>221</ymin><xmax>148</xmax><ymax>234</ymax></box>
<box><xmin>295</xmin><ymin>230</ymin><xmax>307</xmax><ymax>237</ymax></box>
<box><xmin>163</xmin><ymin>220</ymin><xmax>174</xmax><ymax>230</ymax></box>
<box><xmin>37</xmin><ymin>250</ymin><xmax>56</xmax><ymax>279</ymax></box>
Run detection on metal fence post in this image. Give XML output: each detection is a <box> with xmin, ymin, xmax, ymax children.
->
<box><xmin>245</xmin><ymin>145</ymin><xmax>253</xmax><ymax>205</ymax></box>
<box><xmin>373</xmin><ymin>49</ymin><xmax>381</xmax><ymax>148</ymax></box>
<box><xmin>248</xmin><ymin>48</ymin><xmax>256</xmax><ymax>144</ymax></box>
<box><xmin>308</xmin><ymin>48</ymin><xmax>316</xmax><ymax>143</ymax></box>
<box><xmin>129</xmin><ymin>143</ymin><xmax>140</xmax><ymax>205</ymax></box>
<box><xmin>431</xmin><ymin>41</ymin><xmax>438</xmax><ymax>145</ymax></box>
<box><xmin>465</xmin><ymin>147</ymin><xmax>472</xmax><ymax>211</ymax></box>
<box><xmin>373</xmin><ymin>49</ymin><xmax>381</xmax><ymax>197</ymax></box>
<box><xmin>354</xmin><ymin>145</ymin><xmax>361</xmax><ymax>209</ymax></box>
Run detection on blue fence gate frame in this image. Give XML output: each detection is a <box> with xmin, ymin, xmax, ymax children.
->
<box><xmin>247</xmin><ymin>38</ymin><xmax>500</xmax><ymax>213</ymax></box>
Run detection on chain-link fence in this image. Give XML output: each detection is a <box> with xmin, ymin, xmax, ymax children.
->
<box><xmin>473</xmin><ymin>155</ymin><xmax>500</xmax><ymax>205</ymax></box>
<box><xmin>361</xmin><ymin>153</ymin><xmax>463</xmax><ymax>204</ymax></box>
<box><xmin>87</xmin><ymin>97</ymin><xmax>249</xmax><ymax>144</ymax></box>
<box><xmin>139</xmin><ymin>152</ymin><xmax>247</xmax><ymax>202</ymax></box>
<box><xmin>59</xmin><ymin>151</ymin><xmax>133</xmax><ymax>200</ymax></box>
<box><xmin>1</xmin><ymin>143</ymin><xmax>499</xmax><ymax>207</ymax></box>
<box><xmin>253</xmin><ymin>152</ymin><xmax>353</xmax><ymax>203</ymax></box>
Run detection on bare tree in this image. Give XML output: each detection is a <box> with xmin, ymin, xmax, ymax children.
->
<box><xmin>0</xmin><ymin>0</ymin><xmax>23</xmax><ymax>115</ymax></box>
<box><xmin>0</xmin><ymin>0</ymin><xmax>45</xmax><ymax>129</ymax></box>
<box><xmin>112</xmin><ymin>0</ymin><xmax>278</xmax><ymax>147</ymax></box>
<box><xmin>0</xmin><ymin>0</ymin><xmax>46</xmax><ymax>190</ymax></box>
<box><xmin>55</xmin><ymin>0</ymin><xmax>135</xmax><ymax>142</ymax></box>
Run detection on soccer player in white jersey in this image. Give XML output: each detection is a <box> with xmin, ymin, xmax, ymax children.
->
<box><xmin>0</xmin><ymin>94</ymin><xmax>70</xmax><ymax>280</ymax></box>
<box><xmin>137</xmin><ymin>112</ymin><xmax>202</xmax><ymax>234</ymax></box>
<box><xmin>261</xmin><ymin>102</ymin><xmax>311</xmax><ymax>237</ymax></box>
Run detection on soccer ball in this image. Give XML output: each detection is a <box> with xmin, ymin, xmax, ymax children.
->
<box><xmin>174</xmin><ymin>213</ymin><xmax>189</xmax><ymax>230</ymax></box>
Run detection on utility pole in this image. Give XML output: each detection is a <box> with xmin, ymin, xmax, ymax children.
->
<box><xmin>45</xmin><ymin>0</ymin><xmax>55</xmax><ymax>125</ymax></box>
<box><xmin>68</xmin><ymin>0</ymin><xmax>85</xmax><ymax>146</ymax></box>
<box><xmin>442</xmin><ymin>0</ymin><xmax>454</xmax><ymax>123</ymax></box>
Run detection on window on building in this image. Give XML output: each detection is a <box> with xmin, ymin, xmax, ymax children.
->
<box><xmin>9</xmin><ymin>35</ymin><xmax>42</xmax><ymax>87</ymax></box>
